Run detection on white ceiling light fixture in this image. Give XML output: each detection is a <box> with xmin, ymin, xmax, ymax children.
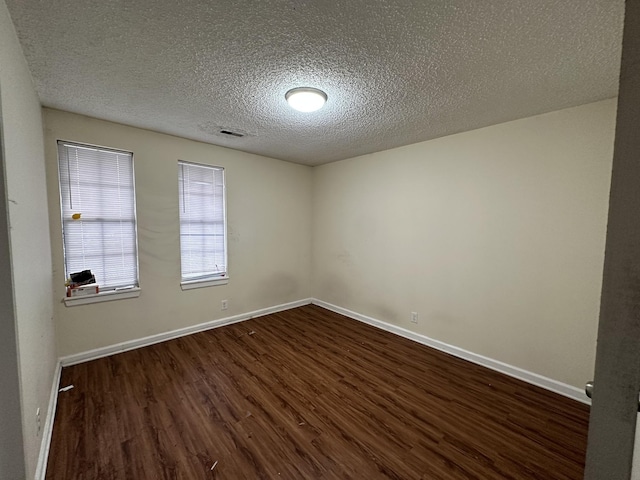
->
<box><xmin>285</xmin><ymin>87</ymin><xmax>327</xmax><ymax>112</ymax></box>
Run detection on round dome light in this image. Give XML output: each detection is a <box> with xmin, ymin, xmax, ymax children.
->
<box><xmin>285</xmin><ymin>87</ymin><xmax>327</xmax><ymax>112</ymax></box>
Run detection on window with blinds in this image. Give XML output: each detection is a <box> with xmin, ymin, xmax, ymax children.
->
<box><xmin>57</xmin><ymin>141</ymin><xmax>139</xmax><ymax>290</ymax></box>
<box><xmin>178</xmin><ymin>161</ymin><xmax>227</xmax><ymax>283</ymax></box>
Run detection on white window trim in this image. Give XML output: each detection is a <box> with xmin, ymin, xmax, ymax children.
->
<box><xmin>178</xmin><ymin>160</ymin><xmax>228</xmax><ymax>285</ymax></box>
<box><xmin>63</xmin><ymin>287</ymin><xmax>141</xmax><ymax>306</ymax></box>
<box><xmin>180</xmin><ymin>276</ymin><xmax>229</xmax><ymax>290</ymax></box>
<box><xmin>57</xmin><ymin>139</ymin><xmax>141</xmax><ymax>295</ymax></box>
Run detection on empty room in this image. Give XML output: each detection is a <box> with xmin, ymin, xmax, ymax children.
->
<box><xmin>1</xmin><ymin>0</ymin><xmax>639</xmax><ymax>479</ymax></box>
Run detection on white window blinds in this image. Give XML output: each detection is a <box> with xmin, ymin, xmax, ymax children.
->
<box><xmin>57</xmin><ymin>141</ymin><xmax>139</xmax><ymax>290</ymax></box>
<box><xmin>178</xmin><ymin>161</ymin><xmax>227</xmax><ymax>282</ymax></box>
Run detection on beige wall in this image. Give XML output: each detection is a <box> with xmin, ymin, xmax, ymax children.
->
<box><xmin>0</xmin><ymin>1</ymin><xmax>57</xmax><ymax>478</ymax></box>
<box><xmin>312</xmin><ymin>99</ymin><xmax>615</xmax><ymax>389</ymax></box>
<box><xmin>43</xmin><ymin>98</ymin><xmax>614</xmax><ymax>393</ymax></box>
<box><xmin>43</xmin><ymin>109</ymin><xmax>312</xmax><ymax>357</ymax></box>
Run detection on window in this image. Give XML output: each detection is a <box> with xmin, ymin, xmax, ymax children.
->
<box><xmin>178</xmin><ymin>161</ymin><xmax>227</xmax><ymax>287</ymax></box>
<box><xmin>57</xmin><ymin>141</ymin><xmax>139</xmax><ymax>298</ymax></box>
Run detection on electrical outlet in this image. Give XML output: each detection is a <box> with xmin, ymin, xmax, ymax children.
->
<box><xmin>36</xmin><ymin>407</ymin><xmax>41</xmax><ymax>436</ymax></box>
<box><xmin>411</xmin><ymin>312</ymin><xmax>418</xmax><ymax>324</ymax></box>
<box><xmin>221</xmin><ymin>299</ymin><xmax>228</xmax><ymax>310</ymax></box>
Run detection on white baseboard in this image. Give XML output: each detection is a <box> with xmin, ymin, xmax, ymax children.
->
<box><xmin>311</xmin><ymin>299</ymin><xmax>589</xmax><ymax>405</ymax></box>
<box><xmin>35</xmin><ymin>359</ymin><xmax>62</xmax><ymax>480</ymax></box>
<box><xmin>60</xmin><ymin>298</ymin><xmax>313</xmax><ymax>367</ymax></box>
<box><xmin>57</xmin><ymin>295</ymin><xmax>588</xmax><ymax>401</ymax></box>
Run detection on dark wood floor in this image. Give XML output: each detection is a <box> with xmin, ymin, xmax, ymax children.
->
<box><xmin>47</xmin><ymin>304</ymin><xmax>590</xmax><ymax>479</ymax></box>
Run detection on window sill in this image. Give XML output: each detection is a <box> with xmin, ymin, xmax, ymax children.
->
<box><xmin>63</xmin><ymin>287</ymin><xmax>141</xmax><ymax>306</ymax></box>
<box><xmin>181</xmin><ymin>277</ymin><xmax>229</xmax><ymax>290</ymax></box>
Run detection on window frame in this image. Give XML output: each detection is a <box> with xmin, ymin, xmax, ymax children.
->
<box><xmin>178</xmin><ymin>160</ymin><xmax>228</xmax><ymax>290</ymax></box>
<box><xmin>57</xmin><ymin>139</ymin><xmax>141</xmax><ymax>306</ymax></box>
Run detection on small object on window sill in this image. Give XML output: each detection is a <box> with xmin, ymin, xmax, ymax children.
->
<box><xmin>70</xmin><ymin>269</ymin><xmax>93</xmax><ymax>283</ymax></box>
<box><xmin>67</xmin><ymin>283</ymin><xmax>99</xmax><ymax>297</ymax></box>
<box><xmin>71</xmin><ymin>213</ymin><xmax>81</xmax><ymax>220</ymax></box>
<box><xmin>68</xmin><ymin>269</ymin><xmax>96</xmax><ymax>286</ymax></box>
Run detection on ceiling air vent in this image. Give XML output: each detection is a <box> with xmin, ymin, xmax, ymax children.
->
<box><xmin>219</xmin><ymin>129</ymin><xmax>244</xmax><ymax>138</ymax></box>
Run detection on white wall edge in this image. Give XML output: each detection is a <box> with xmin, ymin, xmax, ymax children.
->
<box><xmin>311</xmin><ymin>298</ymin><xmax>590</xmax><ymax>405</ymax></box>
<box><xmin>35</xmin><ymin>360</ymin><xmax>62</xmax><ymax>480</ymax></box>
<box><xmin>59</xmin><ymin>298</ymin><xmax>313</xmax><ymax>367</ymax></box>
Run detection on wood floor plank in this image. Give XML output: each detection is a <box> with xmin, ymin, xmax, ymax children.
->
<box><xmin>46</xmin><ymin>304</ymin><xmax>590</xmax><ymax>479</ymax></box>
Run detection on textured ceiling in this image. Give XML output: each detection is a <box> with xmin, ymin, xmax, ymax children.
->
<box><xmin>6</xmin><ymin>0</ymin><xmax>625</xmax><ymax>166</ymax></box>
